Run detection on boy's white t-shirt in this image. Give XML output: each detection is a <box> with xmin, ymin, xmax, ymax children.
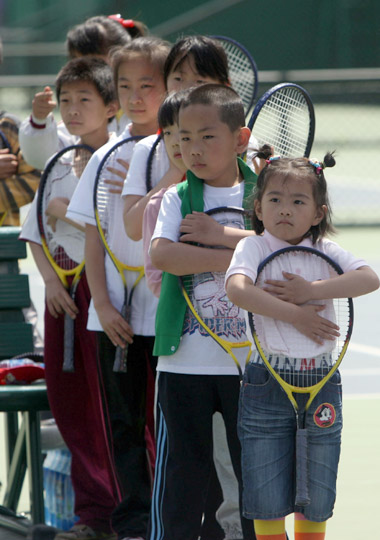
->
<box><xmin>67</xmin><ymin>125</ymin><xmax>158</xmax><ymax>335</ymax></box>
<box><xmin>19</xmin><ymin>112</ymin><xmax>129</xmax><ymax>170</ymax></box>
<box><xmin>225</xmin><ymin>230</ymin><xmax>367</xmax><ymax>358</ymax></box>
<box><xmin>121</xmin><ymin>135</ymin><xmax>170</xmax><ymax>198</ymax></box>
<box><xmin>20</xmin><ymin>151</ymin><xmax>85</xmax><ymax>264</ymax></box>
<box><xmin>151</xmin><ymin>181</ymin><xmax>251</xmax><ymax>376</ymax></box>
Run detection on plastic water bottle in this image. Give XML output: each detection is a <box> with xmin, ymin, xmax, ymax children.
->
<box><xmin>43</xmin><ymin>449</ymin><xmax>78</xmax><ymax>530</ymax></box>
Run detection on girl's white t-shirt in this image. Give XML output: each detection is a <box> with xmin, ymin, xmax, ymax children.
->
<box><xmin>121</xmin><ymin>135</ymin><xmax>170</xmax><ymax>198</ymax></box>
<box><xmin>151</xmin><ymin>181</ymin><xmax>251</xmax><ymax>376</ymax></box>
<box><xmin>67</xmin><ymin>125</ymin><xmax>158</xmax><ymax>335</ymax></box>
<box><xmin>225</xmin><ymin>230</ymin><xmax>367</xmax><ymax>358</ymax></box>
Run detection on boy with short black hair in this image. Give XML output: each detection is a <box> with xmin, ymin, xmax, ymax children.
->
<box><xmin>149</xmin><ymin>84</ymin><xmax>257</xmax><ymax>540</ymax></box>
<box><xmin>21</xmin><ymin>56</ymin><xmax>119</xmax><ymax>540</ymax></box>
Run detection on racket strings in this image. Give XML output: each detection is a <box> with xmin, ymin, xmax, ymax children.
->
<box><xmin>252</xmin><ymin>249</ymin><xmax>352</xmax><ymax>389</ymax></box>
<box><xmin>52</xmin><ymin>245</ymin><xmax>79</xmax><ymax>271</ymax></box>
<box><xmin>254</xmin><ymin>98</ymin><xmax>310</xmax><ymax>156</ymax></box>
<box><xmin>251</xmin><ymin>85</ymin><xmax>313</xmax><ymax>157</ymax></box>
<box><xmin>226</xmin><ymin>49</ymin><xmax>256</xmax><ymax>105</ymax></box>
<box><xmin>94</xmin><ymin>138</ymin><xmax>146</xmax><ymax>284</ymax></box>
<box><xmin>72</xmin><ymin>148</ymin><xmax>92</xmax><ymax>178</ymax></box>
<box><xmin>95</xmin><ymin>144</ymin><xmax>132</xmax><ymax>247</ymax></box>
<box><xmin>213</xmin><ymin>37</ymin><xmax>257</xmax><ymax>114</ymax></box>
<box><xmin>41</xmin><ymin>149</ymin><xmax>92</xmax><ymax>266</ymax></box>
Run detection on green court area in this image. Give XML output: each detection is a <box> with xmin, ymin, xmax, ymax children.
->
<box><xmin>285</xmin><ymin>396</ymin><xmax>380</xmax><ymax>540</ymax></box>
<box><xmin>285</xmin><ymin>226</ymin><xmax>380</xmax><ymax>539</ymax></box>
<box><xmin>2</xmin><ymin>221</ymin><xmax>379</xmax><ymax>539</ymax></box>
<box><xmin>310</xmin><ymin>103</ymin><xmax>380</xmax><ymax>227</ymax></box>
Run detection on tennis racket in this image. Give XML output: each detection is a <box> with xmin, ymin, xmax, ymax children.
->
<box><xmin>247</xmin><ymin>83</ymin><xmax>315</xmax><ymax>158</ymax></box>
<box><xmin>248</xmin><ymin>246</ymin><xmax>353</xmax><ymax>506</ymax></box>
<box><xmin>94</xmin><ymin>136</ymin><xmax>145</xmax><ymax>372</ymax></box>
<box><xmin>213</xmin><ymin>35</ymin><xmax>258</xmax><ymax>116</ymax></box>
<box><xmin>180</xmin><ymin>206</ymin><xmax>252</xmax><ymax>379</ymax></box>
<box><xmin>37</xmin><ymin>144</ymin><xmax>94</xmax><ymax>372</ymax></box>
<box><xmin>145</xmin><ymin>133</ymin><xmax>163</xmax><ymax>193</ymax></box>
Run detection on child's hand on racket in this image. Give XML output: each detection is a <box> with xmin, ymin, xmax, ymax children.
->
<box><xmin>264</xmin><ymin>271</ymin><xmax>312</xmax><ymax>305</ymax></box>
<box><xmin>293</xmin><ymin>304</ymin><xmax>340</xmax><ymax>345</ymax></box>
<box><xmin>32</xmin><ymin>86</ymin><xmax>57</xmax><ymax>120</ymax></box>
<box><xmin>179</xmin><ymin>211</ymin><xmax>224</xmax><ymax>246</ymax></box>
<box><xmin>45</xmin><ymin>275</ymin><xmax>79</xmax><ymax>320</ymax></box>
<box><xmin>96</xmin><ymin>302</ymin><xmax>134</xmax><ymax>348</ymax></box>
<box><xmin>0</xmin><ymin>149</ymin><xmax>18</xmax><ymax>177</ymax></box>
<box><xmin>104</xmin><ymin>159</ymin><xmax>129</xmax><ymax>194</ymax></box>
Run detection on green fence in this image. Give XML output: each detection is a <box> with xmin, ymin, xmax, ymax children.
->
<box><xmin>1</xmin><ymin>0</ymin><xmax>379</xmax><ymax>226</ymax></box>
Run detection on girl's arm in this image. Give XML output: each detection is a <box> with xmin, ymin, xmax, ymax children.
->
<box><xmin>150</xmin><ymin>237</ymin><xmax>235</xmax><ymax>276</ymax></box>
<box><xmin>226</xmin><ymin>273</ymin><xmax>340</xmax><ymax>345</ymax></box>
<box><xmin>123</xmin><ymin>162</ymin><xmax>184</xmax><ymax>241</ymax></box>
<box><xmin>29</xmin><ymin>242</ymin><xmax>78</xmax><ymax>319</ymax></box>
<box><xmin>264</xmin><ymin>266</ymin><xmax>380</xmax><ymax>305</ymax></box>
<box><xmin>142</xmin><ymin>191</ymin><xmax>166</xmax><ymax>297</ymax></box>
<box><xmin>85</xmin><ymin>224</ymin><xmax>133</xmax><ymax>348</ymax></box>
<box><xmin>46</xmin><ymin>197</ymin><xmax>85</xmax><ymax>232</ymax></box>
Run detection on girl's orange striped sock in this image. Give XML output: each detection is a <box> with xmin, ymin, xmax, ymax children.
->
<box><xmin>254</xmin><ymin>518</ymin><xmax>287</xmax><ymax>540</ymax></box>
<box><xmin>294</xmin><ymin>512</ymin><xmax>326</xmax><ymax>540</ymax></box>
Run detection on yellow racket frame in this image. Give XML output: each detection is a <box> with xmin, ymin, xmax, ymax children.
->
<box><xmin>251</xmin><ymin>330</ymin><xmax>350</xmax><ymax>411</ymax></box>
<box><xmin>181</xmin><ymin>283</ymin><xmax>251</xmax><ymax>379</ymax></box>
<box><xmin>94</xmin><ymin>207</ymin><xmax>145</xmax><ymax>289</ymax></box>
<box><xmin>41</xmin><ymin>236</ymin><xmax>85</xmax><ymax>289</ymax></box>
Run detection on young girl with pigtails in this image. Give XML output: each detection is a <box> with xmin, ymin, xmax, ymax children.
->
<box><xmin>225</xmin><ymin>147</ymin><xmax>379</xmax><ymax>540</ymax></box>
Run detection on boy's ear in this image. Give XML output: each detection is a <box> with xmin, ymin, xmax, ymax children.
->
<box><xmin>236</xmin><ymin>126</ymin><xmax>251</xmax><ymax>155</ymax></box>
<box><xmin>106</xmin><ymin>100</ymin><xmax>120</xmax><ymax>120</ymax></box>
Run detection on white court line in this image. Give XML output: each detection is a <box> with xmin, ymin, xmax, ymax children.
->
<box><xmin>344</xmin><ymin>393</ymin><xmax>380</xmax><ymax>400</ymax></box>
<box><xmin>341</xmin><ymin>368</ymin><xmax>380</xmax><ymax>376</ymax></box>
<box><xmin>349</xmin><ymin>342</ymin><xmax>380</xmax><ymax>357</ymax></box>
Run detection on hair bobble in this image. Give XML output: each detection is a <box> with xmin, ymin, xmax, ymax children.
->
<box><xmin>308</xmin><ymin>159</ymin><xmax>325</xmax><ymax>176</ymax></box>
<box><xmin>265</xmin><ymin>156</ymin><xmax>281</xmax><ymax>165</ymax></box>
<box><xmin>108</xmin><ymin>14</ymin><xmax>135</xmax><ymax>28</ymax></box>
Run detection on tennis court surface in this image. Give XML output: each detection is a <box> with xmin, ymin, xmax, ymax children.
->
<box><xmin>1</xmin><ymin>226</ymin><xmax>378</xmax><ymax>540</ymax></box>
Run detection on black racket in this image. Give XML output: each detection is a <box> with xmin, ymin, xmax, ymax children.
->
<box><xmin>94</xmin><ymin>136</ymin><xmax>145</xmax><ymax>372</ymax></box>
<box><xmin>248</xmin><ymin>246</ymin><xmax>353</xmax><ymax>506</ymax></box>
<box><xmin>145</xmin><ymin>133</ymin><xmax>163</xmax><ymax>193</ymax></box>
<box><xmin>213</xmin><ymin>35</ymin><xmax>258</xmax><ymax>116</ymax></box>
<box><xmin>37</xmin><ymin>144</ymin><xmax>94</xmax><ymax>372</ymax></box>
<box><xmin>247</xmin><ymin>82</ymin><xmax>315</xmax><ymax>158</ymax></box>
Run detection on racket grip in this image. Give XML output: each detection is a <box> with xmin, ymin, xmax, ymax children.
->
<box><xmin>113</xmin><ymin>344</ymin><xmax>128</xmax><ymax>373</ymax></box>
<box><xmin>62</xmin><ymin>313</ymin><xmax>75</xmax><ymax>372</ymax></box>
<box><xmin>295</xmin><ymin>428</ymin><xmax>311</xmax><ymax>507</ymax></box>
<box><xmin>113</xmin><ymin>304</ymin><xmax>130</xmax><ymax>373</ymax></box>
